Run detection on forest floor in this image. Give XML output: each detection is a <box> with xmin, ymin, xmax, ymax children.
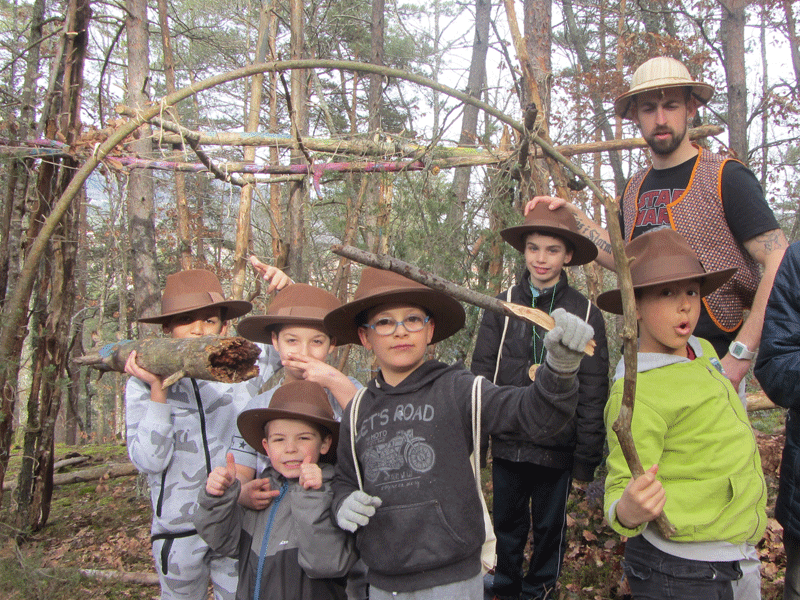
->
<box><xmin>0</xmin><ymin>403</ymin><xmax>788</xmax><ymax>600</ymax></box>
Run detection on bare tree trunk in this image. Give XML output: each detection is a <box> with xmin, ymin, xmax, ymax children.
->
<box><xmin>442</xmin><ymin>0</ymin><xmax>490</xmax><ymax>268</ymax></box>
<box><xmin>720</xmin><ymin>0</ymin><xmax>749</xmax><ymax>162</ymax></box>
<box><xmin>15</xmin><ymin>0</ymin><xmax>88</xmax><ymax>531</ymax></box>
<box><xmin>156</xmin><ymin>0</ymin><xmax>191</xmax><ymax>271</ymax></box>
<box><xmin>363</xmin><ymin>0</ymin><xmax>385</xmax><ymax>254</ymax></box>
<box><xmin>65</xmin><ymin>186</ymin><xmax>89</xmax><ymax>446</ymax></box>
<box><xmin>286</xmin><ymin>0</ymin><xmax>308</xmax><ymax>278</ymax></box>
<box><xmin>126</xmin><ymin>0</ymin><xmax>160</xmax><ymax>327</ymax></box>
<box><xmin>0</xmin><ymin>0</ymin><xmax>47</xmax><ymax>504</ymax></box>
<box><xmin>783</xmin><ymin>0</ymin><xmax>800</xmax><ymax>86</ymax></box>
<box><xmin>232</xmin><ymin>1</ymin><xmax>272</xmax><ymax>299</ymax></box>
<box><xmin>561</xmin><ymin>0</ymin><xmax>626</xmax><ymax>192</ymax></box>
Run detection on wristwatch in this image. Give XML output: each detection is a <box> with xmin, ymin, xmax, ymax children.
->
<box><xmin>728</xmin><ymin>340</ymin><xmax>756</xmax><ymax>360</ymax></box>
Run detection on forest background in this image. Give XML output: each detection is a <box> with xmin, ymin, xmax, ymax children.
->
<box><xmin>0</xmin><ymin>0</ymin><xmax>799</xmax><ymax>595</ymax></box>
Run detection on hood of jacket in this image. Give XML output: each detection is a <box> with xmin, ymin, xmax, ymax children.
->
<box><xmin>612</xmin><ymin>336</ymin><xmax>708</xmax><ymax>382</ymax></box>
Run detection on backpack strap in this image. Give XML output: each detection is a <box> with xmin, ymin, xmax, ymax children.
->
<box><xmin>349</xmin><ymin>387</ymin><xmax>368</xmax><ymax>492</ymax></box>
<box><xmin>493</xmin><ymin>288</ymin><xmax>513</xmax><ymax>384</ymax></box>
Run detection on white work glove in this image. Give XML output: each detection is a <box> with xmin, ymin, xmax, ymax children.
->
<box><xmin>336</xmin><ymin>490</ymin><xmax>382</xmax><ymax>532</ymax></box>
<box><xmin>543</xmin><ymin>308</ymin><xmax>594</xmax><ymax>374</ymax></box>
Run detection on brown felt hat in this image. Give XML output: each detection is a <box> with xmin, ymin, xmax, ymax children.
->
<box><xmin>500</xmin><ymin>203</ymin><xmax>598</xmax><ymax>266</ymax></box>
<box><xmin>237</xmin><ymin>380</ymin><xmax>339</xmax><ymax>457</ymax></box>
<box><xmin>596</xmin><ymin>228</ymin><xmax>736</xmax><ymax>315</ymax></box>
<box><xmin>236</xmin><ymin>284</ymin><xmax>341</xmax><ymax>344</ymax></box>
<box><xmin>138</xmin><ymin>269</ymin><xmax>252</xmax><ymax>324</ymax></box>
<box><xmin>323</xmin><ymin>267</ymin><xmax>466</xmax><ymax>346</ymax></box>
<box><xmin>614</xmin><ymin>57</ymin><xmax>715</xmax><ymax>120</ymax></box>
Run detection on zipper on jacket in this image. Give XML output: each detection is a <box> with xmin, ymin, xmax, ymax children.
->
<box><xmin>191</xmin><ymin>378</ymin><xmax>212</xmax><ymax>475</ymax></box>
<box><xmin>155</xmin><ymin>470</ymin><xmax>167</xmax><ymax>517</ymax></box>
<box><xmin>704</xmin><ymin>364</ymin><xmax>767</xmax><ymax>539</ymax></box>
<box><xmin>253</xmin><ymin>480</ymin><xmax>288</xmax><ymax>600</ymax></box>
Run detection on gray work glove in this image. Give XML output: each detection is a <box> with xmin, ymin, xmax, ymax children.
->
<box><xmin>543</xmin><ymin>308</ymin><xmax>594</xmax><ymax>374</ymax></box>
<box><xmin>336</xmin><ymin>490</ymin><xmax>382</xmax><ymax>532</ymax></box>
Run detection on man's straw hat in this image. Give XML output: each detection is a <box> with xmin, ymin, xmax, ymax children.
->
<box><xmin>614</xmin><ymin>57</ymin><xmax>715</xmax><ymax>120</ymax></box>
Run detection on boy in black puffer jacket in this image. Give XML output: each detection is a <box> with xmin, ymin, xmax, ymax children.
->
<box><xmin>471</xmin><ymin>203</ymin><xmax>609</xmax><ymax>600</ymax></box>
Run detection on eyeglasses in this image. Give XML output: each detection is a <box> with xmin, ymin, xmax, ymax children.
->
<box><xmin>362</xmin><ymin>314</ymin><xmax>430</xmax><ymax>336</ymax></box>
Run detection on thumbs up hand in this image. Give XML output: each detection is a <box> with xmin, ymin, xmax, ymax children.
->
<box><xmin>206</xmin><ymin>452</ymin><xmax>238</xmax><ymax>496</ymax></box>
<box><xmin>299</xmin><ymin>454</ymin><xmax>323</xmax><ymax>490</ymax></box>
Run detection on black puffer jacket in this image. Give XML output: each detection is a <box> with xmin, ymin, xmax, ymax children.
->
<box><xmin>755</xmin><ymin>241</ymin><xmax>800</xmax><ymax>540</ymax></box>
<box><xmin>471</xmin><ymin>270</ymin><xmax>609</xmax><ymax>481</ymax></box>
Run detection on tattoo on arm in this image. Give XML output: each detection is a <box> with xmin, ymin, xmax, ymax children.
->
<box><xmin>576</xmin><ymin>221</ymin><xmax>614</xmax><ymax>256</ymax></box>
<box><xmin>747</xmin><ymin>229</ymin><xmax>787</xmax><ymax>263</ymax></box>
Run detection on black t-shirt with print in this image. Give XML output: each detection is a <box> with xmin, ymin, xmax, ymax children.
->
<box><xmin>619</xmin><ymin>154</ymin><xmax>779</xmax><ymax>356</ymax></box>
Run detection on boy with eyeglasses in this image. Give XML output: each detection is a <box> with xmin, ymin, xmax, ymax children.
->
<box><xmin>323</xmin><ymin>267</ymin><xmax>594</xmax><ymax>600</ymax></box>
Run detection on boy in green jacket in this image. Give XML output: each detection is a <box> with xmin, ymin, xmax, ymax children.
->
<box><xmin>597</xmin><ymin>228</ymin><xmax>767</xmax><ymax>600</ymax></box>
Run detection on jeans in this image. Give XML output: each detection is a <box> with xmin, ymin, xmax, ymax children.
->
<box><xmin>623</xmin><ymin>535</ymin><xmax>742</xmax><ymax>600</ymax></box>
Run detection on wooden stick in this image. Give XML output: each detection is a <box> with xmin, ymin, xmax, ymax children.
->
<box><xmin>74</xmin><ymin>336</ymin><xmax>261</xmax><ymax>387</ymax></box>
<box><xmin>330</xmin><ymin>245</ymin><xmax>595</xmax><ymax>356</ymax></box>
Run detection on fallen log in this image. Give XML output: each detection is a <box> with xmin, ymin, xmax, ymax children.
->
<box><xmin>331</xmin><ymin>245</ymin><xmax>595</xmax><ymax>356</ymax></box>
<box><xmin>3</xmin><ymin>462</ymin><xmax>138</xmax><ymax>491</ymax></box>
<box><xmin>77</xmin><ymin>569</ymin><xmax>160</xmax><ymax>585</ymax></box>
<box><xmin>36</xmin><ymin>568</ymin><xmax>160</xmax><ymax>586</ymax></box>
<box><xmin>74</xmin><ymin>335</ymin><xmax>261</xmax><ymax>388</ymax></box>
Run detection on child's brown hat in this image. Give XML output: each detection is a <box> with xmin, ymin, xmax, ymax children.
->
<box><xmin>323</xmin><ymin>267</ymin><xmax>465</xmax><ymax>346</ymax></box>
<box><xmin>237</xmin><ymin>380</ymin><xmax>339</xmax><ymax>457</ymax></box>
<box><xmin>236</xmin><ymin>284</ymin><xmax>341</xmax><ymax>344</ymax></box>
<box><xmin>596</xmin><ymin>228</ymin><xmax>736</xmax><ymax>314</ymax></box>
<box><xmin>138</xmin><ymin>269</ymin><xmax>252</xmax><ymax>324</ymax></box>
<box><xmin>500</xmin><ymin>203</ymin><xmax>598</xmax><ymax>266</ymax></box>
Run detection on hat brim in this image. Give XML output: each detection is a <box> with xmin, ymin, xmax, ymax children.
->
<box><xmin>237</xmin><ymin>407</ymin><xmax>339</xmax><ymax>459</ymax></box>
<box><xmin>500</xmin><ymin>224</ymin><xmax>599</xmax><ymax>266</ymax></box>
<box><xmin>324</xmin><ymin>288</ymin><xmax>466</xmax><ymax>346</ymax></box>
<box><xmin>237</xmin><ymin>315</ymin><xmax>329</xmax><ymax>345</ymax></box>
<box><xmin>614</xmin><ymin>81</ymin><xmax>715</xmax><ymax>120</ymax></box>
<box><xmin>138</xmin><ymin>300</ymin><xmax>253</xmax><ymax>324</ymax></box>
<box><xmin>596</xmin><ymin>267</ymin><xmax>737</xmax><ymax>314</ymax></box>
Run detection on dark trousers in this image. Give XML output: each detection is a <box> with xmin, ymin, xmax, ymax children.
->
<box><xmin>491</xmin><ymin>457</ymin><xmax>571</xmax><ymax>600</ymax></box>
<box><xmin>623</xmin><ymin>535</ymin><xmax>742</xmax><ymax>600</ymax></box>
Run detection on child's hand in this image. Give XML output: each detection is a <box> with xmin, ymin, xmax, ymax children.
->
<box><xmin>238</xmin><ymin>477</ymin><xmax>281</xmax><ymax>509</ymax></box>
<box><xmin>543</xmin><ymin>308</ymin><xmax>594</xmax><ymax>373</ymax></box>
<box><xmin>299</xmin><ymin>455</ymin><xmax>322</xmax><ymax>490</ymax></box>
<box><xmin>616</xmin><ymin>464</ymin><xmax>666</xmax><ymax>529</ymax></box>
<box><xmin>206</xmin><ymin>452</ymin><xmax>237</xmax><ymax>496</ymax></box>
<box><xmin>125</xmin><ymin>351</ymin><xmax>167</xmax><ymax>403</ymax></box>
<box><xmin>283</xmin><ymin>354</ymin><xmax>336</xmax><ymax>386</ymax></box>
<box><xmin>249</xmin><ymin>256</ymin><xmax>292</xmax><ymax>293</ymax></box>
<box><xmin>336</xmin><ymin>490</ymin><xmax>382</xmax><ymax>532</ymax></box>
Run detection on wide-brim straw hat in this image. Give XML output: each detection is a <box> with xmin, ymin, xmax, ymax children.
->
<box><xmin>237</xmin><ymin>380</ymin><xmax>339</xmax><ymax>458</ymax></box>
<box><xmin>500</xmin><ymin>202</ymin><xmax>598</xmax><ymax>266</ymax></box>
<box><xmin>596</xmin><ymin>228</ymin><xmax>736</xmax><ymax>315</ymax></box>
<box><xmin>237</xmin><ymin>284</ymin><xmax>341</xmax><ymax>344</ymax></box>
<box><xmin>323</xmin><ymin>267</ymin><xmax>466</xmax><ymax>346</ymax></box>
<box><xmin>138</xmin><ymin>269</ymin><xmax>252</xmax><ymax>324</ymax></box>
<box><xmin>614</xmin><ymin>57</ymin><xmax>715</xmax><ymax>120</ymax></box>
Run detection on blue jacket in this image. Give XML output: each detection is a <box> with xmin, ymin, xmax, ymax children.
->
<box><xmin>755</xmin><ymin>241</ymin><xmax>800</xmax><ymax>539</ymax></box>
